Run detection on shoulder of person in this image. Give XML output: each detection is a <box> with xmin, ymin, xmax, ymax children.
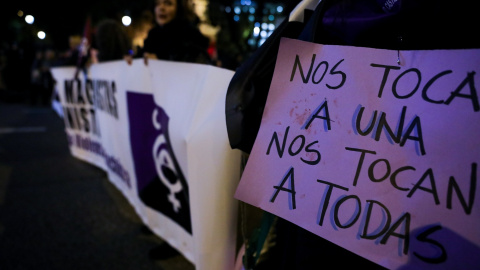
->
<box><xmin>173</xmin><ymin>19</ymin><xmax>199</xmax><ymax>32</ymax></box>
<box><xmin>148</xmin><ymin>25</ymin><xmax>162</xmax><ymax>34</ymax></box>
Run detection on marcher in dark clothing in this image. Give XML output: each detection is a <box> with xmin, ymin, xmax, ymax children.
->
<box><xmin>30</xmin><ymin>48</ymin><xmax>56</xmax><ymax>106</ymax></box>
<box><xmin>138</xmin><ymin>0</ymin><xmax>210</xmax><ymax>65</ymax></box>
<box><xmin>142</xmin><ymin>18</ymin><xmax>210</xmax><ymax>64</ymax></box>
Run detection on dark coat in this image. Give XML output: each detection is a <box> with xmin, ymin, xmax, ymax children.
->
<box><xmin>143</xmin><ymin>18</ymin><xmax>210</xmax><ymax>64</ymax></box>
<box><xmin>226</xmin><ymin>0</ymin><xmax>479</xmax><ymax>269</ymax></box>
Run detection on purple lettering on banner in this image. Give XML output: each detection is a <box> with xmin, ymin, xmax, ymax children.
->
<box><xmin>127</xmin><ymin>91</ymin><xmax>192</xmax><ymax>234</ymax></box>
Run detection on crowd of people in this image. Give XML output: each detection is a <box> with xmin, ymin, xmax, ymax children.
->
<box><xmin>0</xmin><ymin>0</ymin><xmax>245</xmax><ymax>106</ymax></box>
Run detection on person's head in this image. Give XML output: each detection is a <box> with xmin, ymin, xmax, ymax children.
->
<box><xmin>154</xmin><ymin>0</ymin><xmax>178</xmax><ymax>26</ymax></box>
<box><xmin>95</xmin><ymin>19</ymin><xmax>132</xmax><ymax>62</ymax></box>
<box><xmin>69</xmin><ymin>35</ymin><xmax>82</xmax><ymax>50</ymax></box>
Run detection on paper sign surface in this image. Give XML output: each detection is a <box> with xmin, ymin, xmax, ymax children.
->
<box><xmin>235</xmin><ymin>38</ymin><xmax>480</xmax><ymax>269</ymax></box>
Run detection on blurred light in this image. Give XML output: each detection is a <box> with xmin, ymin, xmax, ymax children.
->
<box><xmin>259</xmin><ymin>38</ymin><xmax>266</xmax><ymax>46</ymax></box>
<box><xmin>240</xmin><ymin>0</ymin><xmax>245</xmax><ymax>5</ymax></box>
<box><xmin>25</xmin><ymin>15</ymin><xmax>34</xmax><ymax>24</ymax></box>
<box><xmin>17</xmin><ymin>10</ymin><xmax>24</xmax><ymax>17</ymax></box>
<box><xmin>268</xmin><ymin>23</ymin><xmax>275</xmax><ymax>31</ymax></box>
<box><xmin>37</xmin><ymin>31</ymin><xmax>46</xmax><ymax>40</ymax></box>
<box><xmin>234</xmin><ymin>6</ymin><xmax>241</xmax><ymax>14</ymax></box>
<box><xmin>245</xmin><ymin>0</ymin><xmax>251</xmax><ymax>5</ymax></box>
<box><xmin>122</xmin><ymin>16</ymin><xmax>131</xmax><ymax>26</ymax></box>
<box><xmin>253</xmin><ymin>26</ymin><xmax>260</xmax><ymax>36</ymax></box>
<box><xmin>225</xmin><ymin>6</ymin><xmax>231</xmax><ymax>13</ymax></box>
<box><xmin>234</xmin><ymin>15</ymin><xmax>240</xmax><ymax>21</ymax></box>
<box><xmin>242</xmin><ymin>6</ymin><xmax>248</xmax><ymax>12</ymax></box>
<box><xmin>249</xmin><ymin>7</ymin><xmax>255</xmax><ymax>14</ymax></box>
<box><xmin>277</xmin><ymin>6</ymin><xmax>284</xmax><ymax>13</ymax></box>
<box><xmin>248</xmin><ymin>15</ymin><xmax>254</xmax><ymax>22</ymax></box>
<box><xmin>248</xmin><ymin>39</ymin><xmax>255</xmax><ymax>46</ymax></box>
<box><xmin>268</xmin><ymin>15</ymin><xmax>275</xmax><ymax>21</ymax></box>
<box><xmin>261</xmin><ymin>22</ymin><xmax>268</xmax><ymax>29</ymax></box>
<box><xmin>254</xmin><ymin>22</ymin><xmax>260</xmax><ymax>27</ymax></box>
<box><xmin>260</xmin><ymin>30</ymin><xmax>267</xmax><ymax>38</ymax></box>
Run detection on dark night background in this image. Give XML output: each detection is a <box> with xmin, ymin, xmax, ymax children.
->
<box><xmin>0</xmin><ymin>0</ymin><xmax>288</xmax><ymax>101</ymax></box>
<box><xmin>1</xmin><ymin>0</ymin><xmax>155</xmax><ymax>51</ymax></box>
<box><xmin>1</xmin><ymin>0</ymin><xmax>287</xmax><ymax>50</ymax></box>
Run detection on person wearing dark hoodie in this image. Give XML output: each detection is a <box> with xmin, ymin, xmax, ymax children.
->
<box><xmin>225</xmin><ymin>0</ymin><xmax>479</xmax><ymax>269</ymax></box>
<box><xmin>140</xmin><ymin>0</ymin><xmax>210</xmax><ymax>65</ymax></box>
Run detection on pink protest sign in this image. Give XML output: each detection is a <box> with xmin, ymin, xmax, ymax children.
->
<box><xmin>234</xmin><ymin>37</ymin><xmax>480</xmax><ymax>269</ymax></box>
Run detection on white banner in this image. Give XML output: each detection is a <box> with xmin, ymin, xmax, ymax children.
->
<box><xmin>51</xmin><ymin>59</ymin><xmax>242</xmax><ymax>270</ymax></box>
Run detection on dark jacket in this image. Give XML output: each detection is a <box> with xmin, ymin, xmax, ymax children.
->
<box><xmin>226</xmin><ymin>0</ymin><xmax>479</xmax><ymax>269</ymax></box>
<box><xmin>143</xmin><ymin>18</ymin><xmax>210</xmax><ymax>64</ymax></box>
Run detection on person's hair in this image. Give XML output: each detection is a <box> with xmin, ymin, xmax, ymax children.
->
<box><xmin>94</xmin><ymin>19</ymin><xmax>132</xmax><ymax>61</ymax></box>
<box><xmin>175</xmin><ymin>0</ymin><xmax>187</xmax><ymax>21</ymax></box>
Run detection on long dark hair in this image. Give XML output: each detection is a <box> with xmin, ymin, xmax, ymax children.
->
<box><xmin>153</xmin><ymin>0</ymin><xmax>198</xmax><ymax>25</ymax></box>
<box><xmin>94</xmin><ymin>19</ymin><xmax>131</xmax><ymax>61</ymax></box>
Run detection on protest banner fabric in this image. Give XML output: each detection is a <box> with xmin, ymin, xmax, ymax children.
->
<box><xmin>148</xmin><ymin>60</ymin><xmax>242</xmax><ymax>269</ymax></box>
<box><xmin>235</xmin><ymin>37</ymin><xmax>480</xmax><ymax>269</ymax></box>
<box><xmin>51</xmin><ymin>59</ymin><xmax>242</xmax><ymax>270</ymax></box>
